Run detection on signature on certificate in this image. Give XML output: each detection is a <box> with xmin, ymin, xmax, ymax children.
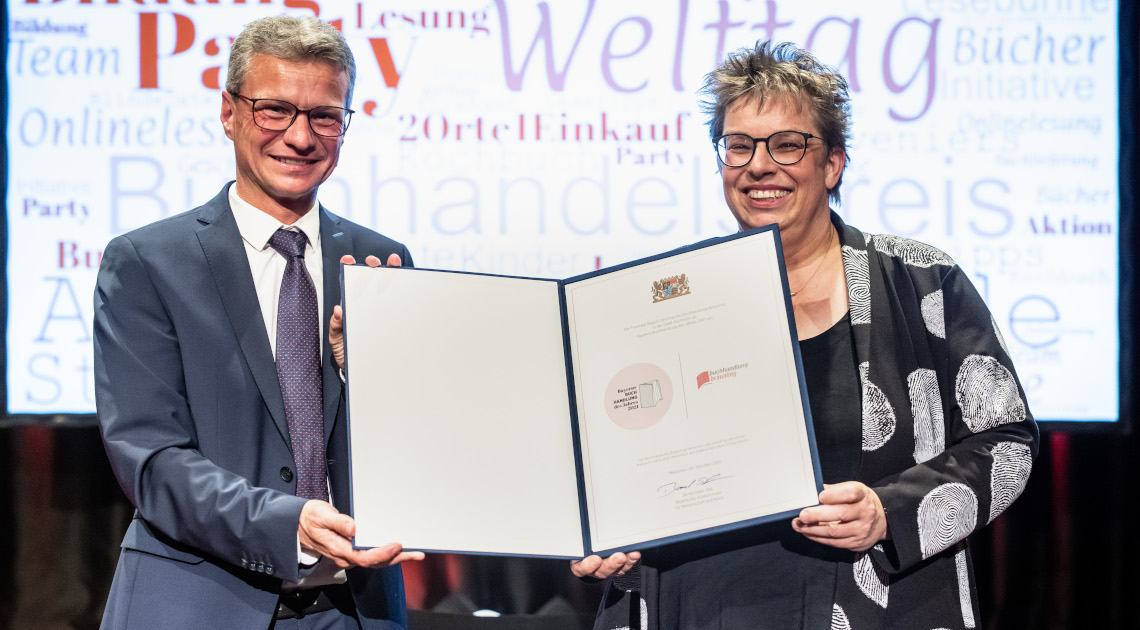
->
<box><xmin>657</xmin><ymin>473</ymin><xmax>731</xmax><ymax>497</ymax></box>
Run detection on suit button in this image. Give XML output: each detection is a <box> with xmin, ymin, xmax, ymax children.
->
<box><xmin>280</xmin><ymin>467</ymin><xmax>294</xmax><ymax>482</ymax></box>
<box><xmin>240</xmin><ymin>558</ymin><xmax>248</xmax><ymax>569</ymax></box>
<box><xmin>266</xmin><ymin>565</ymin><xmax>274</xmax><ymax>575</ymax></box>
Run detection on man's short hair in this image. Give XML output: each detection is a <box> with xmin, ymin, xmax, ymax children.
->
<box><xmin>700</xmin><ymin>40</ymin><xmax>851</xmax><ymax>203</ymax></box>
<box><xmin>226</xmin><ymin>16</ymin><xmax>357</xmax><ymax>106</ymax></box>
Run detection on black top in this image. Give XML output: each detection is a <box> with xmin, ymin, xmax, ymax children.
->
<box><xmin>800</xmin><ymin>312</ymin><xmax>861</xmax><ymax>484</ymax></box>
<box><xmin>654</xmin><ymin>312</ymin><xmax>860</xmax><ymax>630</ymax></box>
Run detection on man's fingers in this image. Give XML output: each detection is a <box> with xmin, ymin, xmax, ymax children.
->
<box><xmin>315</xmin><ymin>510</ymin><xmax>355</xmax><ymax>537</ymax></box>
<box><xmin>299</xmin><ymin>501</ymin><xmax>357</xmax><ymax>550</ymax></box>
<box><xmin>310</xmin><ymin>535</ymin><xmax>424</xmax><ymax>569</ymax></box>
<box><xmin>332</xmin><ymin>253</ymin><xmax>396</xmax><ymax>372</ymax></box>
<box><xmin>338</xmin><ymin>253</ymin><xmax>400</xmax><ymax>268</ymax></box>
<box><xmin>345</xmin><ymin>544</ymin><xmax>424</xmax><ymax>569</ymax></box>
<box><xmin>368</xmin><ymin>545</ymin><xmax>424</xmax><ymax>565</ymax></box>
<box><xmin>396</xmin><ymin>550</ymin><xmax>426</xmax><ymax>564</ymax></box>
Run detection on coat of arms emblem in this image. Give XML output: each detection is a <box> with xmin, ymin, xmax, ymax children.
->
<box><xmin>651</xmin><ymin>274</ymin><xmax>690</xmax><ymax>303</ymax></box>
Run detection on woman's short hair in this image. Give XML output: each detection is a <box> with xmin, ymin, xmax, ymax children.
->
<box><xmin>226</xmin><ymin>16</ymin><xmax>357</xmax><ymax>106</ymax></box>
<box><xmin>700</xmin><ymin>41</ymin><xmax>851</xmax><ymax>203</ymax></box>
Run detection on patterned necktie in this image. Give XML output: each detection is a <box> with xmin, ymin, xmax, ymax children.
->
<box><xmin>268</xmin><ymin>228</ymin><xmax>328</xmax><ymax>502</ymax></box>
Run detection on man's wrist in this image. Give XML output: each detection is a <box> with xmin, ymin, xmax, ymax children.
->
<box><xmin>297</xmin><ymin>533</ymin><xmax>320</xmax><ymax>566</ymax></box>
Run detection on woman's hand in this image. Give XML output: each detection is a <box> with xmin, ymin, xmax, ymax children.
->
<box><xmin>792</xmin><ymin>481</ymin><xmax>887</xmax><ymax>552</ymax></box>
<box><xmin>570</xmin><ymin>551</ymin><xmax>642</xmax><ymax>580</ymax></box>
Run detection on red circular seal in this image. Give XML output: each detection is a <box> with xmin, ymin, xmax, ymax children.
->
<box><xmin>603</xmin><ymin>363</ymin><xmax>673</xmax><ymax>430</ymax></box>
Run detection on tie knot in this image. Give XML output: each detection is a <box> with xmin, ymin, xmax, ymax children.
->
<box><xmin>269</xmin><ymin>228</ymin><xmax>308</xmax><ymax>258</ymax></box>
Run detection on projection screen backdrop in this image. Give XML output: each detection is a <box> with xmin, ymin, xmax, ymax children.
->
<box><xmin>5</xmin><ymin>0</ymin><xmax>1119</xmax><ymax>422</ymax></box>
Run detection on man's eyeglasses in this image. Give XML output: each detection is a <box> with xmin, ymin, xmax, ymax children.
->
<box><xmin>234</xmin><ymin>94</ymin><xmax>354</xmax><ymax>137</ymax></box>
<box><xmin>713</xmin><ymin>131</ymin><xmax>819</xmax><ymax>167</ymax></box>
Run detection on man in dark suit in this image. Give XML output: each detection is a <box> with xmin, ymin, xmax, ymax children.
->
<box><xmin>94</xmin><ymin>16</ymin><xmax>420</xmax><ymax>629</ymax></box>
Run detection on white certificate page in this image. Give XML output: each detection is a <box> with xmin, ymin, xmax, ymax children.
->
<box><xmin>343</xmin><ymin>265</ymin><xmax>586</xmax><ymax>557</ymax></box>
<box><xmin>564</xmin><ymin>230</ymin><xmax>820</xmax><ymax>552</ymax></box>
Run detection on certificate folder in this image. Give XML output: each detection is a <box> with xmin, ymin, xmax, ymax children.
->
<box><xmin>343</xmin><ymin>226</ymin><xmax>822</xmax><ymax>559</ymax></box>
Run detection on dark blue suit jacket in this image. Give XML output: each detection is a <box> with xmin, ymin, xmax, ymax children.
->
<box><xmin>94</xmin><ymin>184</ymin><xmax>410</xmax><ymax>629</ymax></box>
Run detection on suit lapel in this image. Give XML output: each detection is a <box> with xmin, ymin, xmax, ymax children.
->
<box><xmin>319</xmin><ymin>207</ymin><xmax>352</xmax><ymax>442</ymax></box>
<box><xmin>195</xmin><ymin>186</ymin><xmax>291</xmax><ymax>449</ymax></box>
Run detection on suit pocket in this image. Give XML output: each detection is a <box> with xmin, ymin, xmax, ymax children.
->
<box><xmin>121</xmin><ymin>517</ymin><xmax>205</xmax><ymax>565</ymax></box>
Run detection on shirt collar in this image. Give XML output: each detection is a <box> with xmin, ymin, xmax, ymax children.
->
<box><xmin>229</xmin><ymin>185</ymin><xmax>322</xmax><ymax>251</ymax></box>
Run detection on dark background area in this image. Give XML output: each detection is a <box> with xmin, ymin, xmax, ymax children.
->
<box><xmin>1</xmin><ymin>422</ymin><xmax>1139</xmax><ymax>629</ymax></box>
<box><xmin>1</xmin><ymin>5</ymin><xmax>1136</xmax><ymax>630</ymax></box>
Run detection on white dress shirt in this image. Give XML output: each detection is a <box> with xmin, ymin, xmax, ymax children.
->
<box><xmin>229</xmin><ymin>186</ymin><xmax>325</xmax><ymax>354</ymax></box>
<box><xmin>228</xmin><ymin>186</ymin><xmax>345</xmax><ymax>588</ymax></box>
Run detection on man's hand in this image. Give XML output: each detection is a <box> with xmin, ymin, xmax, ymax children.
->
<box><xmin>791</xmin><ymin>481</ymin><xmax>887</xmax><ymax>552</ymax></box>
<box><xmin>570</xmin><ymin>551</ymin><xmax>641</xmax><ymax>580</ymax></box>
<box><xmin>330</xmin><ymin>253</ymin><xmax>402</xmax><ymax>370</ymax></box>
<box><xmin>298</xmin><ymin>500</ymin><xmax>423</xmax><ymax>569</ymax></box>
